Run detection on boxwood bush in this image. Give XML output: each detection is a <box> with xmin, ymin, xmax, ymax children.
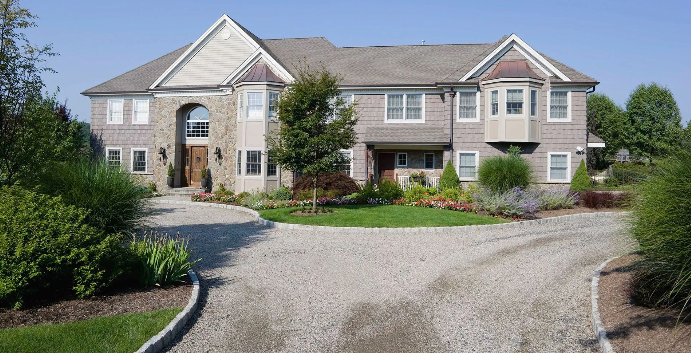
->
<box><xmin>478</xmin><ymin>153</ymin><xmax>533</xmax><ymax>192</ymax></box>
<box><xmin>0</xmin><ymin>186</ymin><xmax>124</xmax><ymax>309</ymax></box>
<box><xmin>631</xmin><ymin>151</ymin><xmax>691</xmax><ymax>312</ymax></box>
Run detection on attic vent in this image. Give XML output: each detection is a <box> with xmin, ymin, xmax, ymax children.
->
<box><xmin>221</xmin><ymin>27</ymin><xmax>232</xmax><ymax>40</ymax></box>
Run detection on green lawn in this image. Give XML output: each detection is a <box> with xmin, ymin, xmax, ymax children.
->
<box><xmin>259</xmin><ymin>205</ymin><xmax>507</xmax><ymax>228</ymax></box>
<box><xmin>0</xmin><ymin>308</ymin><xmax>181</xmax><ymax>353</ymax></box>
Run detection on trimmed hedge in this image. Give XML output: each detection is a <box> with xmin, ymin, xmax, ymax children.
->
<box><xmin>439</xmin><ymin>160</ymin><xmax>460</xmax><ymax>191</ymax></box>
<box><xmin>570</xmin><ymin>160</ymin><xmax>591</xmax><ymax>192</ymax></box>
<box><xmin>0</xmin><ymin>186</ymin><xmax>124</xmax><ymax>309</ymax></box>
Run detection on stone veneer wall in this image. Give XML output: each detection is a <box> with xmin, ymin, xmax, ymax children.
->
<box><xmin>152</xmin><ymin>94</ymin><xmax>238</xmax><ymax>192</ymax></box>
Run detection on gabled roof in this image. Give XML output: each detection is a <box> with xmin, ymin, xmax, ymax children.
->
<box><xmin>483</xmin><ymin>61</ymin><xmax>542</xmax><ymax>81</ymax></box>
<box><xmin>239</xmin><ymin>62</ymin><xmax>284</xmax><ymax>83</ymax></box>
<box><xmin>82</xmin><ymin>17</ymin><xmax>597</xmax><ymax>96</ymax></box>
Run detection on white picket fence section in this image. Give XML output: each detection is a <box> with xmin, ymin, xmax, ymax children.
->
<box><xmin>397</xmin><ymin>176</ymin><xmax>440</xmax><ymax>190</ymax></box>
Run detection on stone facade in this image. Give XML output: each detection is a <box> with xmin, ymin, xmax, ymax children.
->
<box><xmin>151</xmin><ymin>94</ymin><xmax>238</xmax><ymax>192</ymax></box>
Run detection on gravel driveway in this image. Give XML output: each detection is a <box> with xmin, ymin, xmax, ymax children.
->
<box><xmin>149</xmin><ymin>203</ymin><xmax>634</xmax><ymax>353</ymax></box>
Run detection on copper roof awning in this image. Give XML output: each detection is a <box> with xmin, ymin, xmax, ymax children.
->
<box><xmin>483</xmin><ymin>61</ymin><xmax>543</xmax><ymax>81</ymax></box>
<box><xmin>240</xmin><ymin>62</ymin><xmax>284</xmax><ymax>83</ymax></box>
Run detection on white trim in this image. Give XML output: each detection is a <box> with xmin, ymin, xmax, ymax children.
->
<box><xmin>423</xmin><ymin>152</ymin><xmax>435</xmax><ymax>170</ymax></box>
<box><xmin>132</xmin><ymin>99</ymin><xmax>149</xmax><ymax>124</ymax></box>
<box><xmin>547</xmin><ymin>152</ymin><xmax>572</xmax><ymax>182</ymax></box>
<box><xmin>107</xmin><ymin>99</ymin><xmax>124</xmax><ymax>124</ymax></box>
<box><xmin>505</xmin><ymin>88</ymin><xmax>526</xmax><ymax>117</ymax></box>
<box><xmin>456</xmin><ymin>91</ymin><xmax>480</xmax><ymax>122</ymax></box>
<box><xmin>88</xmin><ymin>94</ymin><xmax>153</xmax><ymax>99</ymax></box>
<box><xmin>340</xmin><ymin>149</ymin><xmax>354</xmax><ymax>177</ymax></box>
<box><xmin>385</xmin><ymin>93</ymin><xmax>426</xmax><ymax>123</ymax></box>
<box><xmin>547</xmin><ymin>90</ymin><xmax>572</xmax><ymax>122</ymax></box>
<box><xmin>152</xmin><ymin>89</ymin><xmax>232</xmax><ymax>98</ymax></box>
<box><xmin>588</xmin><ymin>142</ymin><xmax>606</xmax><ymax>148</ymax></box>
<box><xmin>130</xmin><ymin>148</ymin><xmax>148</xmax><ymax>174</ymax></box>
<box><xmin>396</xmin><ymin>152</ymin><xmax>408</xmax><ymax>167</ymax></box>
<box><xmin>457</xmin><ymin>151</ymin><xmax>480</xmax><ymax>181</ymax></box>
<box><xmin>245</xmin><ymin>149</ymin><xmax>263</xmax><ymax>177</ymax></box>
<box><xmin>488</xmin><ymin>90</ymin><xmax>499</xmax><ymax>117</ymax></box>
<box><xmin>460</xmin><ymin>34</ymin><xmax>570</xmax><ymax>82</ymax></box>
<box><xmin>150</xmin><ymin>15</ymin><xmax>261</xmax><ymax>89</ymax></box>
<box><xmin>246</xmin><ymin>91</ymin><xmax>264</xmax><ymax>120</ymax></box>
<box><xmin>237</xmin><ymin>92</ymin><xmax>244</xmax><ymax>120</ymax></box>
<box><xmin>530</xmin><ymin>89</ymin><xmax>539</xmax><ymax>118</ymax></box>
<box><xmin>236</xmin><ymin>149</ymin><xmax>242</xmax><ymax>176</ymax></box>
<box><xmin>105</xmin><ymin>147</ymin><xmax>122</xmax><ymax>167</ymax></box>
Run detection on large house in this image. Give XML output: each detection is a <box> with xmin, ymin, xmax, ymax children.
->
<box><xmin>82</xmin><ymin>15</ymin><xmax>602</xmax><ymax>193</ymax></box>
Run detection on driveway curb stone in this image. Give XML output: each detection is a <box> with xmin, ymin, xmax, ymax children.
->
<box><xmin>591</xmin><ymin>257</ymin><xmax>619</xmax><ymax>353</ymax></box>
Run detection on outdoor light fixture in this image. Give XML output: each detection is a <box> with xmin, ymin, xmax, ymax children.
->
<box><xmin>214</xmin><ymin>147</ymin><xmax>222</xmax><ymax>162</ymax></box>
<box><xmin>158</xmin><ymin>147</ymin><xmax>167</xmax><ymax>161</ymax></box>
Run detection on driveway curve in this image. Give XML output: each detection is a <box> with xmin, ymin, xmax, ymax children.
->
<box><xmin>149</xmin><ymin>203</ymin><xmax>634</xmax><ymax>353</ymax></box>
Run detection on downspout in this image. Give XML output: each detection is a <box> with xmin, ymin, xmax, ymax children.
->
<box><xmin>449</xmin><ymin>89</ymin><xmax>456</xmax><ymax>164</ymax></box>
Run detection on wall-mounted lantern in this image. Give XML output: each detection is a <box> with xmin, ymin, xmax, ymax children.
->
<box><xmin>214</xmin><ymin>147</ymin><xmax>222</xmax><ymax>163</ymax></box>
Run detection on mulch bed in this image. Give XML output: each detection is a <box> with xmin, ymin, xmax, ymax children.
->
<box><xmin>0</xmin><ymin>279</ymin><xmax>192</xmax><ymax>329</ymax></box>
<box><xmin>598</xmin><ymin>254</ymin><xmax>691</xmax><ymax>353</ymax></box>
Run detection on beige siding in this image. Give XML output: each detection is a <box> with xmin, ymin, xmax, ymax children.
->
<box><xmin>164</xmin><ymin>24</ymin><xmax>255</xmax><ymax>87</ymax></box>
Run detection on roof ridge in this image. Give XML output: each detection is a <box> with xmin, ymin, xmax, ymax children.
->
<box><xmin>262</xmin><ymin>36</ymin><xmax>330</xmax><ymax>41</ymax></box>
<box><xmin>339</xmin><ymin>42</ymin><xmax>494</xmax><ymax>49</ymax></box>
<box><xmin>439</xmin><ymin>35</ymin><xmax>509</xmax><ymax>83</ymax></box>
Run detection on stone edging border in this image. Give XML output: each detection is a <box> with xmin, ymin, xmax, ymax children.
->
<box><xmin>151</xmin><ymin>199</ymin><xmax>627</xmax><ymax>232</ymax></box>
<box><xmin>135</xmin><ymin>269</ymin><xmax>200</xmax><ymax>353</ymax></box>
<box><xmin>591</xmin><ymin>257</ymin><xmax>619</xmax><ymax>353</ymax></box>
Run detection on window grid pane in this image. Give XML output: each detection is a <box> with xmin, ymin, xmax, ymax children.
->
<box><xmin>424</xmin><ymin>153</ymin><xmax>434</xmax><ymax>169</ymax></box>
<box><xmin>134</xmin><ymin>100</ymin><xmax>149</xmax><ymax>123</ymax></box>
<box><xmin>339</xmin><ymin>151</ymin><xmax>352</xmax><ymax>177</ymax></box>
<box><xmin>550</xmin><ymin>154</ymin><xmax>568</xmax><ymax>180</ymax></box>
<box><xmin>107</xmin><ymin>150</ymin><xmax>121</xmax><ymax>167</ymax></box>
<box><xmin>247</xmin><ymin>92</ymin><xmax>263</xmax><ymax>118</ymax></box>
<box><xmin>268</xmin><ymin>92</ymin><xmax>279</xmax><ymax>118</ymax></box>
<box><xmin>109</xmin><ymin>100</ymin><xmax>123</xmax><ymax>122</ymax></box>
<box><xmin>550</xmin><ymin>92</ymin><xmax>568</xmax><ymax>119</ymax></box>
<box><xmin>186</xmin><ymin>121</ymin><xmax>209</xmax><ymax>138</ymax></box>
<box><xmin>459</xmin><ymin>153</ymin><xmax>476</xmax><ymax>178</ymax></box>
<box><xmin>530</xmin><ymin>90</ymin><xmax>537</xmax><ymax>117</ymax></box>
<box><xmin>246</xmin><ymin>151</ymin><xmax>261</xmax><ymax>176</ymax></box>
<box><xmin>236</xmin><ymin>150</ymin><xmax>242</xmax><ymax>176</ymax></box>
<box><xmin>459</xmin><ymin>92</ymin><xmax>476</xmax><ymax>120</ymax></box>
<box><xmin>491</xmin><ymin>91</ymin><xmax>498</xmax><ymax>116</ymax></box>
<box><xmin>387</xmin><ymin>95</ymin><xmax>404</xmax><ymax>120</ymax></box>
<box><xmin>506</xmin><ymin>89</ymin><xmax>523</xmax><ymax>115</ymax></box>
<box><xmin>397</xmin><ymin>153</ymin><xmax>407</xmax><ymax>166</ymax></box>
<box><xmin>267</xmin><ymin>154</ymin><xmax>277</xmax><ymax>176</ymax></box>
<box><xmin>132</xmin><ymin>150</ymin><xmax>146</xmax><ymax>172</ymax></box>
<box><xmin>406</xmin><ymin>94</ymin><xmax>423</xmax><ymax>120</ymax></box>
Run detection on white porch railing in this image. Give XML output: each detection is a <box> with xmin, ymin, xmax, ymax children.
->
<box><xmin>397</xmin><ymin>176</ymin><xmax>440</xmax><ymax>190</ymax></box>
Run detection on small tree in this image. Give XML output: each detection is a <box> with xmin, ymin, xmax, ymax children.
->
<box><xmin>570</xmin><ymin>160</ymin><xmax>591</xmax><ymax>192</ymax></box>
<box><xmin>268</xmin><ymin>65</ymin><xmax>358</xmax><ymax>212</ymax></box>
<box><xmin>439</xmin><ymin>160</ymin><xmax>460</xmax><ymax>191</ymax></box>
<box><xmin>625</xmin><ymin>83</ymin><xmax>682</xmax><ymax>163</ymax></box>
<box><xmin>586</xmin><ymin>93</ymin><xmax>628</xmax><ymax>170</ymax></box>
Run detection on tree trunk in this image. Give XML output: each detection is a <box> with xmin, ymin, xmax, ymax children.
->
<box><xmin>312</xmin><ymin>175</ymin><xmax>318</xmax><ymax>213</ymax></box>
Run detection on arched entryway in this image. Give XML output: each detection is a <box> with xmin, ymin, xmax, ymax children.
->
<box><xmin>176</xmin><ymin>104</ymin><xmax>209</xmax><ymax>187</ymax></box>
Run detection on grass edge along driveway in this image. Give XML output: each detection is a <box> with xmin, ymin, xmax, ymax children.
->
<box><xmin>0</xmin><ymin>307</ymin><xmax>182</xmax><ymax>353</ymax></box>
<box><xmin>258</xmin><ymin>204</ymin><xmax>507</xmax><ymax>228</ymax></box>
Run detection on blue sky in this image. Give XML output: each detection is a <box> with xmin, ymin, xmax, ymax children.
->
<box><xmin>24</xmin><ymin>0</ymin><xmax>691</xmax><ymax>125</ymax></box>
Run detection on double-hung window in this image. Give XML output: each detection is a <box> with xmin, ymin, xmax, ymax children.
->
<box><xmin>458</xmin><ymin>152</ymin><xmax>479</xmax><ymax>180</ymax></box>
<box><xmin>506</xmin><ymin>89</ymin><xmax>524</xmax><ymax>115</ymax></box>
<box><xmin>246</xmin><ymin>150</ymin><xmax>261</xmax><ymax>176</ymax></box>
<box><xmin>133</xmin><ymin>99</ymin><xmax>149</xmax><ymax>124</ymax></box>
<box><xmin>530</xmin><ymin>90</ymin><xmax>538</xmax><ymax>118</ymax></box>
<box><xmin>331</xmin><ymin>94</ymin><xmax>353</xmax><ymax>122</ymax></box>
<box><xmin>386</xmin><ymin>94</ymin><xmax>423</xmax><ymax>121</ymax></box>
<box><xmin>106</xmin><ymin>148</ymin><xmax>121</xmax><ymax>167</ymax></box>
<box><xmin>268</xmin><ymin>92</ymin><xmax>279</xmax><ymax>119</ymax></box>
<box><xmin>247</xmin><ymin>92</ymin><xmax>263</xmax><ymax>119</ymax></box>
<box><xmin>107</xmin><ymin>99</ymin><xmax>123</xmax><ymax>124</ymax></box>
<box><xmin>424</xmin><ymin>153</ymin><xmax>434</xmax><ymax>170</ymax></box>
<box><xmin>339</xmin><ymin>150</ymin><xmax>352</xmax><ymax>177</ymax></box>
<box><xmin>396</xmin><ymin>153</ymin><xmax>407</xmax><ymax>167</ymax></box>
<box><xmin>490</xmin><ymin>90</ymin><xmax>498</xmax><ymax>116</ymax></box>
<box><xmin>237</xmin><ymin>93</ymin><xmax>244</xmax><ymax>119</ymax></box>
<box><xmin>548</xmin><ymin>152</ymin><xmax>570</xmax><ymax>182</ymax></box>
<box><xmin>458</xmin><ymin>92</ymin><xmax>478</xmax><ymax>121</ymax></box>
<box><xmin>549</xmin><ymin>91</ymin><xmax>569</xmax><ymax>121</ymax></box>
<box><xmin>267</xmin><ymin>153</ymin><xmax>277</xmax><ymax>177</ymax></box>
<box><xmin>131</xmin><ymin>149</ymin><xmax>147</xmax><ymax>173</ymax></box>
<box><xmin>236</xmin><ymin>150</ymin><xmax>242</xmax><ymax>176</ymax></box>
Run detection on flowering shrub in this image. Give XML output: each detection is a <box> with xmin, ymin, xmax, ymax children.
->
<box><xmin>530</xmin><ymin>188</ymin><xmax>579</xmax><ymax>210</ymax></box>
<box><xmin>190</xmin><ymin>192</ymin><xmax>238</xmax><ymax>203</ymax></box>
<box><xmin>473</xmin><ymin>187</ymin><xmax>538</xmax><ymax>218</ymax></box>
<box><xmin>411</xmin><ymin>197</ymin><xmax>476</xmax><ymax>213</ymax></box>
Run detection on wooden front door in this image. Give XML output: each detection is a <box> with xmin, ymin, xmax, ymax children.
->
<box><xmin>378</xmin><ymin>153</ymin><xmax>395</xmax><ymax>183</ymax></box>
<box><xmin>183</xmin><ymin>145</ymin><xmax>207</xmax><ymax>187</ymax></box>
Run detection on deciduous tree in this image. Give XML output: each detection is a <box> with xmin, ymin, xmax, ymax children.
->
<box><xmin>586</xmin><ymin>93</ymin><xmax>627</xmax><ymax>170</ymax></box>
<box><xmin>268</xmin><ymin>65</ymin><xmax>358</xmax><ymax>212</ymax></box>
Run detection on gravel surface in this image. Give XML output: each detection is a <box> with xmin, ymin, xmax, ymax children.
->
<box><xmin>148</xmin><ymin>203</ymin><xmax>635</xmax><ymax>353</ymax></box>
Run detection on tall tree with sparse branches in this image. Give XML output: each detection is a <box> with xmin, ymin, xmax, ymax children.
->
<box><xmin>268</xmin><ymin>65</ymin><xmax>358</xmax><ymax>212</ymax></box>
